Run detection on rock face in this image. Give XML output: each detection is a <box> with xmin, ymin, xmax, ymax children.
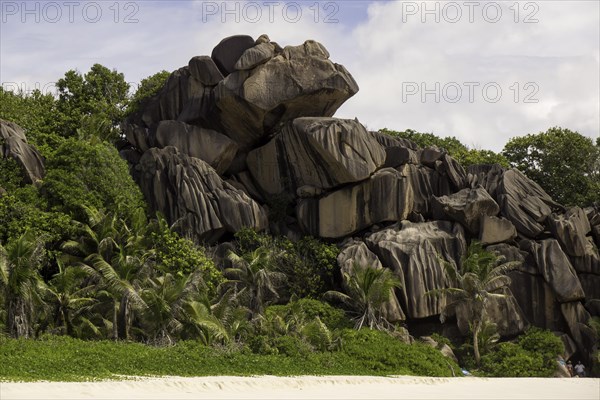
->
<box><xmin>547</xmin><ymin>207</ymin><xmax>591</xmax><ymax>257</ymax></box>
<box><xmin>154</xmin><ymin>120</ymin><xmax>238</xmax><ymax>174</ymax></box>
<box><xmin>134</xmin><ymin>146</ymin><xmax>267</xmax><ymax>243</ymax></box>
<box><xmin>247</xmin><ymin>117</ymin><xmax>385</xmax><ymax>196</ymax></box>
<box><xmin>213</xmin><ymin>40</ymin><xmax>359</xmax><ymax>149</ymax></box>
<box><xmin>520</xmin><ymin>239</ymin><xmax>585</xmax><ymax>303</ymax></box>
<box><xmin>297</xmin><ymin>168</ymin><xmax>412</xmax><ymax>239</ymax></box>
<box><xmin>337</xmin><ymin>240</ymin><xmax>406</xmax><ymax>322</ymax></box>
<box><xmin>432</xmin><ymin>187</ymin><xmax>499</xmax><ymax>234</ymax></box>
<box><xmin>479</xmin><ymin>216</ymin><xmax>517</xmax><ymax>245</ymax></box>
<box><xmin>497</xmin><ymin>169</ymin><xmax>561</xmax><ymax>238</ymax></box>
<box><xmin>119</xmin><ymin>34</ymin><xmax>598</xmax><ymax>361</ymax></box>
<box><xmin>0</xmin><ymin>119</ymin><xmax>45</xmax><ymax>183</ymax></box>
<box><xmin>365</xmin><ymin>221</ymin><xmax>466</xmax><ymax>319</ymax></box>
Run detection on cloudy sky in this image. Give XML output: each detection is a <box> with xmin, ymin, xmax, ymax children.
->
<box><xmin>1</xmin><ymin>0</ymin><xmax>598</xmax><ymax>151</ymax></box>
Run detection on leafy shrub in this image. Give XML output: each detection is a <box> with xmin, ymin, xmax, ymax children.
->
<box><xmin>340</xmin><ymin>329</ymin><xmax>459</xmax><ymax>377</ymax></box>
<box><xmin>479</xmin><ymin>328</ymin><xmax>563</xmax><ymax>377</ymax></box>
<box><xmin>272</xmin><ymin>335</ymin><xmax>313</xmax><ymax>357</ymax></box>
<box><xmin>234</xmin><ymin>229</ymin><xmax>340</xmax><ymax>298</ymax></box>
<box><xmin>0</xmin><ymin>157</ymin><xmax>23</xmax><ymax>192</ymax></box>
<box><xmin>150</xmin><ymin>216</ymin><xmax>223</xmax><ymax>295</ymax></box>
<box><xmin>42</xmin><ymin>138</ymin><xmax>146</xmax><ymax>224</ymax></box>
<box><xmin>268</xmin><ymin>298</ymin><xmax>350</xmax><ymax>331</ymax></box>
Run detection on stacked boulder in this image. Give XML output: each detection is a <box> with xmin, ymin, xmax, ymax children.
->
<box><xmin>0</xmin><ymin>119</ymin><xmax>45</xmax><ymax>185</ymax></box>
<box><xmin>121</xmin><ymin>34</ymin><xmax>598</xmax><ymax>360</ymax></box>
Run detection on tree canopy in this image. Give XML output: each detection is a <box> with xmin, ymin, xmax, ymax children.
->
<box><xmin>503</xmin><ymin>127</ymin><xmax>600</xmax><ymax>206</ymax></box>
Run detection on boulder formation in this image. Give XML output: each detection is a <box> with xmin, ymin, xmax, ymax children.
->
<box><xmin>121</xmin><ymin>34</ymin><xmax>599</xmax><ymax>360</ymax></box>
<box><xmin>0</xmin><ymin>119</ymin><xmax>45</xmax><ymax>184</ymax></box>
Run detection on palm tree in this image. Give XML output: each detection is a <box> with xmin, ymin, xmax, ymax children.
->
<box><xmin>0</xmin><ymin>231</ymin><xmax>46</xmax><ymax>338</ymax></box>
<box><xmin>45</xmin><ymin>260</ymin><xmax>96</xmax><ymax>336</ymax></box>
<box><xmin>140</xmin><ymin>270</ymin><xmax>206</xmax><ymax>345</ymax></box>
<box><xmin>225</xmin><ymin>246</ymin><xmax>286</xmax><ymax>317</ymax></box>
<box><xmin>430</xmin><ymin>241</ymin><xmax>519</xmax><ymax>365</ymax></box>
<box><xmin>324</xmin><ymin>262</ymin><xmax>402</xmax><ymax>331</ymax></box>
<box><xmin>63</xmin><ymin>206</ymin><xmax>151</xmax><ymax>340</ymax></box>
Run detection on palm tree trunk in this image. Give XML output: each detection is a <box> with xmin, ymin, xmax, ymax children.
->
<box><xmin>118</xmin><ymin>293</ymin><xmax>130</xmax><ymax>340</ymax></box>
<box><xmin>112</xmin><ymin>300</ymin><xmax>119</xmax><ymax>340</ymax></box>
<box><xmin>473</xmin><ymin>320</ymin><xmax>482</xmax><ymax>366</ymax></box>
<box><xmin>7</xmin><ymin>297</ymin><xmax>30</xmax><ymax>339</ymax></box>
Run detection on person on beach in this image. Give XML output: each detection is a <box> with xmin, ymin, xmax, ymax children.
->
<box><xmin>567</xmin><ymin>361</ymin><xmax>573</xmax><ymax>377</ymax></box>
<box><xmin>574</xmin><ymin>361</ymin><xmax>586</xmax><ymax>377</ymax></box>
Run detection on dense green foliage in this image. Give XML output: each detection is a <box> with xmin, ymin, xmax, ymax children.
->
<box><xmin>56</xmin><ymin>64</ymin><xmax>129</xmax><ymax>140</ymax></box>
<box><xmin>380</xmin><ymin>128</ymin><xmax>509</xmax><ymax>167</ymax></box>
<box><xmin>0</xmin><ymin>64</ymin><xmax>590</xmax><ymax>380</ymax></box>
<box><xmin>479</xmin><ymin>328</ymin><xmax>564</xmax><ymax>377</ymax></box>
<box><xmin>43</xmin><ymin>139</ymin><xmax>146</xmax><ymax>223</ymax></box>
<box><xmin>430</xmin><ymin>241</ymin><xmax>519</xmax><ymax>365</ymax></box>
<box><xmin>325</xmin><ymin>262</ymin><xmax>402</xmax><ymax>331</ymax></box>
<box><xmin>503</xmin><ymin>127</ymin><xmax>600</xmax><ymax>206</ymax></box>
<box><xmin>0</xmin><ymin>330</ymin><xmax>459</xmax><ymax>381</ymax></box>
<box><xmin>0</xmin><ymin>88</ymin><xmax>60</xmax><ymax>156</ymax></box>
<box><xmin>234</xmin><ymin>228</ymin><xmax>339</xmax><ymax>299</ymax></box>
<box><xmin>127</xmin><ymin>70</ymin><xmax>170</xmax><ymax>115</ymax></box>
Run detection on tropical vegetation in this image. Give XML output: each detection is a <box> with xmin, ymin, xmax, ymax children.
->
<box><xmin>0</xmin><ymin>63</ymin><xmax>595</xmax><ymax>381</ymax></box>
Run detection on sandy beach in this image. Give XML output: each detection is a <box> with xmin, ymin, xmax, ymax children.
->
<box><xmin>1</xmin><ymin>375</ymin><xmax>598</xmax><ymax>400</ymax></box>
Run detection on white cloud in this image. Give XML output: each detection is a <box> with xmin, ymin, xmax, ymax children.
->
<box><xmin>1</xmin><ymin>0</ymin><xmax>598</xmax><ymax>151</ymax></box>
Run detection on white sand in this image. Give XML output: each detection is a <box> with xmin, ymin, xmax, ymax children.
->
<box><xmin>1</xmin><ymin>376</ymin><xmax>598</xmax><ymax>400</ymax></box>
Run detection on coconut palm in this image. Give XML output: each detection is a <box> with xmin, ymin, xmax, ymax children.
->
<box><xmin>225</xmin><ymin>246</ymin><xmax>286</xmax><ymax>317</ymax></box>
<box><xmin>45</xmin><ymin>260</ymin><xmax>96</xmax><ymax>336</ymax></box>
<box><xmin>140</xmin><ymin>270</ymin><xmax>206</xmax><ymax>345</ymax></box>
<box><xmin>63</xmin><ymin>206</ymin><xmax>152</xmax><ymax>340</ymax></box>
<box><xmin>430</xmin><ymin>241</ymin><xmax>520</xmax><ymax>365</ymax></box>
<box><xmin>324</xmin><ymin>262</ymin><xmax>402</xmax><ymax>331</ymax></box>
<box><xmin>0</xmin><ymin>231</ymin><xmax>46</xmax><ymax>338</ymax></box>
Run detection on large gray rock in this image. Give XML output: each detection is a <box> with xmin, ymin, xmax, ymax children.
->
<box><xmin>436</xmin><ymin>154</ymin><xmax>467</xmax><ymax>190</ymax></box>
<box><xmin>520</xmin><ymin>239</ymin><xmax>585</xmax><ymax>303</ymax></box>
<box><xmin>547</xmin><ymin>207</ymin><xmax>591</xmax><ymax>257</ymax></box>
<box><xmin>247</xmin><ymin>117</ymin><xmax>385</xmax><ymax>196</ymax></box>
<box><xmin>579</xmin><ymin>274</ymin><xmax>600</xmax><ymax>300</ymax></box>
<box><xmin>369</xmin><ymin>131</ymin><xmax>419</xmax><ymax>167</ymax></box>
<box><xmin>141</xmin><ymin>67</ymin><xmax>196</xmax><ymax>127</ymax></box>
<box><xmin>0</xmin><ymin>119</ymin><xmax>45</xmax><ymax>184</ymax></box>
<box><xmin>154</xmin><ymin>120</ymin><xmax>238</xmax><ymax>174</ymax></box>
<box><xmin>466</xmin><ymin>164</ymin><xmax>505</xmax><ymax>199</ymax></box>
<box><xmin>337</xmin><ymin>240</ymin><xmax>406</xmax><ymax>322</ymax></box>
<box><xmin>401</xmin><ymin>164</ymin><xmax>454</xmax><ymax>217</ymax></box>
<box><xmin>124</xmin><ymin>124</ymin><xmax>150</xmax><ymax>153</ymax></box>
<box><xmin>497</xmin><ymin>169</ymin><xmax>561</xmax><ymax>238</ymax></box>
<box><xmin>188</xmin><ymin>55</ymin><xmax>223</xmax><ymax>85</ymax></box>
<box><xmin>456</xmin><ymin>288</ymin><xmax>527</xmax><ymax>337</ymax></box>
<box><xmin>297</xmin><ymin>168</ymin><xmax>413</xmax><ymax>239</ymax></box>
<box><xmin>212</xmin><ymin>40</ymin><xmax>359</xmax><ymax>149</ymax></box>
<box><xmin>134</xmin><ymin>146</ymin><xmax>267</xmax><ymax>243</ymax></box>
<box><xmin>365</xmin><ymin>221</ymin><xmax>467</xmax><ymax>319</ymax></box>
<box><xmin>508</xmin><ymin>271</ymin><xmax>567</xmax><ymax>331</ymax></box>
<box><xmin>211</xmin><ymin>35</ymin><xmax>256</xmax><ymax>76</ymax></box>
<box><xmin>584</xmin><ymin>206</ymin><xmax>600</xmax><ymax>247</ymax></box>
<box><xmin>431</xmin><ymin>187</ymin><xmax>499</xmax><ymax>234</ymax></box>
<box><xmin>570</xmin><ymin>237</ymin><xmax>600</xmax><ymax>275</ymax></box>
<box><xmin>560</xmin><ymin>302</ymin><xmax>596</xmax><ymax>357</ymax></box>
<box><xmin>479</xmin><ymin>216</ymin><xmax>517</xmax><ymax>245</ymax></box>
<box><xmin>234</xmin><ymin>42</ymin><xmax>275</xmax><ymax>70</ymax></box>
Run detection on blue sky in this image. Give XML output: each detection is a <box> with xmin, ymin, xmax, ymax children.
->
<box><xmin>1</xmin><ymin>0</ymin><xmax>598</xmax><ymax>151</ymax></box>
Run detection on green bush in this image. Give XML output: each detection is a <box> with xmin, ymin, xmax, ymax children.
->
<box><xmin>479</xmin><ymin>328</ymin><xmax>563</xmax><ymax>377</ymax></box>
<box><xmin>42</xmin><ymin>138</ymin><xmax>146</xmax><ymax>224</ymax></box>
<box><xmin>233</xmin><ymin>229</ymin><xmax>340</xmax><ymax>298</ymax></box>
<box><xmin>267</xmin><ymin>298</ymin><xmax>351</xmax><ymax>331</ymax></box>
<box><xmin>340</xmin><ymin>329</ymin><xmax>459</xmax><ymax>377</ymax></box>
<box><xmin>150</xmin><ymin>219</ymin><xmax>223</xmax><ymax>296</ymax></box>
